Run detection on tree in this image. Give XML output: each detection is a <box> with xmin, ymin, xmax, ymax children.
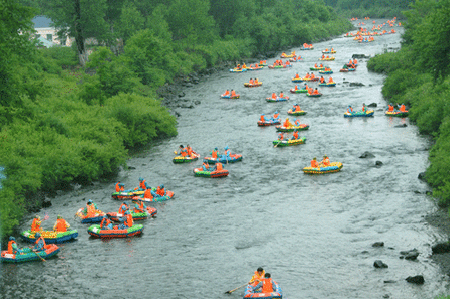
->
<box><xmin>40</xmin><ymin>0</ymin><xmax>110</xmax><ymax>65</ymax></box>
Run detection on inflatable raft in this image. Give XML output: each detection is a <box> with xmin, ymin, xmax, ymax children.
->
<box><xmin>107</xmin><ymin>206</ymin><xmax>157</xmax><ymax>221</ymax></box>
<box><xmin>344</xmin><ymin>110</ymin><xmax>374</xmax><ymax>117</ymax></box>
<box><xmin>229</xmin><ymin>68</ymin><xmax>246</xmax><ymax>73</ymax></box>
<box><xmin>291</xmin><ymin>77</ymin><xmax>304</xmax><ymax>83</ymax></box>
<box><xmin>303</xmin><ymin>162</ymin><xmax>343</xmax><ymax>174</ymax></box>
<box><xmin>280</xmin><ymin>53</ymin><xmax>296</xmax><ymax>58</ymax></box>
<box><xmin>20</xmin><ymin>230</ymin><xmax>78</xmax><ymax>244</ymax></box>
<box><xmin>1</xmin><ymin>244</ymin><xmax>60</xmax><ymax>263</ymax></box>
<box><xmin>300</xmin><ymin>46</ymin><xmax>314</xmax><ymax>50</ymax></box>
<box><xmin>243</xmin><ymin>281</ymin><xmax>282</xmax><ymax>299</ymax></box>
<box><xmin>257</xmin><ymin>119</ymin><xmax>281</xmax><ymax>126</ymax></box>
<box><xmin>87</xmin><ymin>224</ymin><xmax>144</xmax><ymax>238</ymax></box>
<box><xmin>221</xmin><ymin>93</ymin><xmax>240</xmax><ymax>99</ymax></box>
<box><xmin>111</xmin><ymin>190</ymin><xmax>145</xmax><ymax>200</ymax></box>
<box><xmin>287</xmin><ymin>109</ymin><xmax>307</xmax><ymax>116</ymax></box>
<box><xmin>244</xmin><ymin>82</ymin><xmax>263</xmax><ymax>88</ymax></box>
<box><xmin>266</xmin><ymin>96</ymin><xmax>289</xmax><ymax>103</ymax></box>
<box><xmin>247</xmin><ymin>66</ymin><xmax>264</xmax><ymax>71</ymax></box>
<box><xmin>273</xmin><ymin>137</ymin><xmax>306</xmax><ymax>147</ymax></box>
<box><xmin>320</xmin><ymin>57</ymin><xmax>335</xmax><ymax>61</ymax></box>
<box><xmin>276</xmin><ymin>124</ymin><xmax>309</xmax><ymax>132</ymax></box>
<box><xmin>193</xmin><ymin>168</ymin><xmax>229</xmax><ymax>178</ymax></box>
<box><xmin>131</xmin><ymin>190</ymin><xmax>175</xmax><ymax>203</ymax></box>
<box><xmin>319</xmin><ymin>70</ymin><xmax>333</xmax><ymax>74</ymax></box>
<box><xmin>310</xmin><ymin>66</ymin><xmax>324</xmax><ymax>71</ymax></box>
<box><xmin>75</xmin><ymin>208</ymin><xmax>106</xmax><ymax>223</ymax></box>
<box><xmin>173</xmin><ymin>153</ymin><xmax>200</xmax><ymax>163</ymax></box>
<box><xmin>322</xmin><ymin>50</ymin><xmax>336</xmax><ymax>54</ymax></box>
<box><xmin>203</xmin><ymin>154</ymin><xmax>243</xmax><ymax>164</ymax></box>
<box><xmin>268</xmin><ymin>64</ymin><xmax>292</xmax><ymax>69</ymax></box>
<box><xmin>385</xmin><ymin>111</ymin><xmax>409</xmax><ymax>117</ymax></box>
<box><xmin>318</xmin><ymin>82</ymin><xmax>336</xmax><ymax>87</ymax></box>
<box><xmin>306</xmin><ymin>93</ymin><xmax>322</xmax><ymax>98</ymax></box>
<box><xmin>290</xmin><ymin>88</ymin><xmax>308</xmax><ymax>94</ymax></box>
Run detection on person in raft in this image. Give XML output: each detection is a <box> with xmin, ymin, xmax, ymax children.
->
<box><xmin>138</xmin><ymin>177</ymin><xmax>149</xmax><ymax>191</ymax></box>
<box><xmin>31</xmin><ymin>214</ymin><xmax>42</xmax><ymax>233</ymax></box>
<box><xmin>249</xmin><ymin>267</ymin><xmax>265</xmax><ymax>285</ymax></box>
<box><xmin>272</xmin><ymin>111</ymin><xmax>280</xmax><ymax>120</ymax></box>
<box><xmin>115</xmin><ymin>181</ymin><xmax>124</xmax><ymax>192</ymax></box>
<box><xmin>361</xmin><ymin>103</ymin><xmax>367</xmax><ymax>113</ymax></box>
<box><xmin>212</xmin><ymin>147</ymin><xmax>219</xmax><ymax>159</ymax></box>
<box><xmin>321</xmin><ymin>155</ymin><xmax>331</xmax><ymax>166</ymax></box>
<box><xmin>252</xmin><ymin>273</ymin><xmax>277</xmax><ymax>292</ymax></box>
<box><xmin>53</xmin><ymin>215</ymin><xmax>70</xmax><ymax>233</ymax></box>
<box><xmin>118</xmin><ymin>201</ymin><xmax>129</xmax><ymax>214</ymax></box>
<box><xmin>221</xmin><ymin>146</ymin><xmax>231</xmax><ymax>160</ymax></box>
<box><xmin>211</xmin><ymin>162</ymin><xmax>224</xmax><ymax>172</ymax></box>
<box><xmin>291</xmin><ymin>130</ymin><xmax>299</xmax><ymax>140</ymax></box>
<box><xmin>143</xmin><ymin>185</ymin><xmax>156</xmax><ymax>199</ymax></box>
<box><xmin>83</xmin><ymin>199</ymin><xmax>99</xmax><ymax>216</ymax></box>
<box><xmin>347</xmin><ymin>106</ymin><xmax>353</xmax><ymax>113</ymax></box>
<box><xmin>156</xmin><ymin>184</ymin><xmax>165</xmax><ymax>196</ymax></box>
<box><xmin>7</xmin><ymin>237</ymin><xmax>23</xmax><ymax>255</ymax></box>
<box><xmin>100</xmin><ymin>215</ymin><xmax>113</xmax><ymax>230</ymax></box>
<box><xmin>223</xmin><ymin>89</ymin><xmax>230</xmax><ymax>97</ymax></box>
<box><xmin>133</xmin><ymin>200</ymin><xmax>147</xmax><ymax>213</ymax></box>
<box><xmin>119</xmin><ymin>210</ymin><xmax>133</xmax><ymax>230</ymax></box>
<box><xmin>202</xmin><ymin>161</ymin><xmax>210</xmax><ymax>171</ymax></box>
<box><xmin>33</xmin><ymin>232</ymin><xmax>46</xmax><ymax>252</ymax></box>
<box><xmin>311</xmin><ymin>157</ymin><xmax>320</xmax><ymax>168</ymax></box>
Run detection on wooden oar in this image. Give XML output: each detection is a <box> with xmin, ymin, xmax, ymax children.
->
<box><xmin>225</xmin><ymin>283</ymin><xmax>248</xmax><ymax>294</ymax></box>
<box><xmin>32</xmin><ymin>249</ymin><xmax>46</xmax><ymax>262</ymax></box>
<box><xmin>274</xmin><ymin>139</ymin><xmax>283</xmax><ymax>147</ymax></box>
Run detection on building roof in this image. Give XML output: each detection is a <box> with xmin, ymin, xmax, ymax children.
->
<box><xmin>32</xmin><ymin>16</ymin><xmax>53</xmax><ymax>29</ymax></box>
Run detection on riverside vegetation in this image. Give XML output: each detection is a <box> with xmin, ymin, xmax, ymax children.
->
<box><xmin>0</xmin><ymin>0</ymin><xmax>353</xmax><ymax>239</ymax></box>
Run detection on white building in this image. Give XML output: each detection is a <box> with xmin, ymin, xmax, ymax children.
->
<box><xmin>32</xmin><ymin>16</ymin><xmax>73</xmax><ymax>47</ymax></box>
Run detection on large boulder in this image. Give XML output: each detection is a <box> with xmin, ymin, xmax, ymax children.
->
<box><xmin>359</xmin><ymin>151</ymin><xmax>375</xmax><ymax>158</ymax></box>
<box><xmin>374</xmin><ymin>260</ymin><xmax>388</xmax><ymax>268</ymax></box>
<box><xmin>406</xmin><ymin>275</ymin><xmax>424</xmax><ymax>285</ymax></box>
<box><xmin>432</xmin><ymin>242</ymin><xmax>450</xmax><ymax>254</ymax></box>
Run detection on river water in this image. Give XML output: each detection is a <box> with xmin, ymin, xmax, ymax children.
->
<box><xmin>2</xmin><ymin>20</ymin><xmax>449</xmax><ymax>299</ymax></box>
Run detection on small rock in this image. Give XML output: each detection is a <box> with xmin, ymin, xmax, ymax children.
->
<box><xmin>367</xmin><ymin>103</ymin><xmax>377</xmax><ymax>107</ymax></box>
<box><xmin>406</xmin><ymin>275</ymin><xmax>424</xmax><ymax>284</ymax></box>
<box><xmin>178</xmin><ymin>92</ymin><xmax>186</xmax><ymax>98</ymax></box>
<box><xmin>394</xmin><ymin>124</ymin><xmax>407</xmax><ymax>128</ymax></box>
<box><xmin>349</xmin><ymin>82</ymin><xmax>365</xmax><ymax>87</ymax></box>
<box><xmin>374</xmin><ymin>260</ymin><xmax>388</xmax><ymax>268</ymax></box>
<box><xmin>383</xmin><ymin>280</ymin><xmax>396</xmax><ymax>284</ymax></box>
<box><xmin>418</xmin><ymin>172</ymin><xmax>427</xmax><ymax>181</ymax></box>
<box><xmin>359</xmin><ymin>151</ymin><xmax>375</xmax><ymax>158</ymax></box>
<box><xmin>375</xmin><ymin>161</ymin><xmax>383</xmax><ymax>167</ymax></box>
<box><xmin>372</xmin><ymin>242</ymin><xmax>384</xmax><ymax>247</ymax></box>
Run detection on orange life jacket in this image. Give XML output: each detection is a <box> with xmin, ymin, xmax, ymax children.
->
<box><xmin>272</xmin><ymin>93</ymin><xmax>277</xmax><ymax>99</ymax></box>
<box><xmin>224</xmin><ymin>90</ymin><xmax>230</xmax><ymax>95</ymax></box>
<box><xmin>54</xmin><ymin>218</ymin><xmax>68</xmax><ymax>232</ymax></box>
<box><xmin>31</xmin><ymin>218</ymin><xmax>41</xmax><ymax>232</ymax></box>
<box><xmin>216</xmin><ymin>163</ymin><xmax>223</xmax><ymax>171</ymax></box>
<box><xmin>157</xmin><ymin>187</ymin><xmax>165</xmax><ymax>196</ymax></box>
<box><xmin>323</xmin><ymin>158</ymin><xmax>330</xmax><ymax>166</ymax></box>
<box><xmin>328</xmin><ymin>77</ymin><xmax>333</xmax><ymax>83</ymax></box>
<box><xmin>250</xmin><ymin>270</ymin><xmax>265</xmax><ymax>284</ymax></box>
<box><xmin>134</xmin><ymin>201</ymin><xmax>145</xmax><ymax>213</ymax></box>
<box><xmin>260</xmin><ymin>115</ymin><xmax>265</xmax><ymax>121</ymax></box>
<box><xmin>187</xmin><ymin>147</ymin><xmax>193</xmax><ymax>156</ymax></box>
<box><xmin>181</xmin><ymin>148</ymin><xmax>188</xmax><ymax>157</ymax></box>
<box><xmin>100</xmin><ymin>217</ymin><xmax>112</xmax><ymax>229</ymax></box>
<box><xmin>115</xmin><ymin>182</ymin><xmax>123</xmax><ymax>192</ymax></box>
<box><xmin>139</xmin><ymin>180</ymin><xmax>146</xmax><ymax>189</ymax></box>
<box><xmin>231</xmin><ymin>90</ymin><xmax>236</xmax><ymax>96</ymax></box>
<box><xmin>144</xmin><ymin>188</ymin><xmax>153</xmax><ymax>199</ymax></box>
<box><xmin>293</xmin><ymin>131</ymin><xmax>299</xmax><ymax>139</ymax></box>
<box><xmin>294</xmin><ymin>85</ymin><xmax>298</xmax><ymax>91</ymax></box>
<box><xmin>320</xmin><ymin>77</ymin><xmax>324</xmax><ymax>83</ymax></box>
<box><xmin>212</xmin><ymin>150</ymin><xmax>218</xmax><ymax>158</ymax></box>
<box><xmin>279</xmin><ymin>93</ymin><xmax>284</xmax><ymax>98</ymax></box>
<box><xmin>313</xmin><ymin>89</ymin><xmax>319</xmax><ymax>95</ymax></box>
<box><xmin>347</xmin><ymin>107</ymin><xmax>353</xmax><ymax>113</ymax></box>
<box><xmin>86</xmin><ymin>203</ymin><xmax>96</xmax><ymax>216</ymax></box>
<box><xmin>7</xmin><ymin>240</ymin><xmax>17</xmax><ymax>254</ymax></box>
<box><xmin>262</xmin><ymin>278</ymin><xmax>274</xmax><ymax>293</ymax></box>
<box><xmin>35</xmin><ymin>236</ymin><xmax>46</xmax><ymax>249</ymax></box>
<box><xmin>118</xmin><ymin>203</ymin><xmax>128</xmax><ymax>214</ymax></box>
<box><xmin>249</xmin><ymin>79</ymin><xmax>254</xmax><ymax>84</ymax></box>
<box><xmin>400</xmin><ymin>105</ymin><xmax>406</xmax><ymax>112</ymax></box>
<box><xmin>388</xmin><ymin>105</ymin><xmax>394</xmax><ymax>112</ymax></box>
<box><xmin>311</xmin><ymin>160</ymin><xmax>319</xmax><ymax>167</ymax></box>
<box><xmin>124</xmin><ymin>213</ymin><xmax>133</xmax><ymax>227</ymax></box>
<box><xmin>295</xmin><ymin>74</ymin><xmax>300</xmax><ymax>78</ymax></box>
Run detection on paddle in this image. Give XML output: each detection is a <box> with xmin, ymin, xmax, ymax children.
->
<box><xmin>225</xmin><ymin>283</ymin><xmax>248</xmax><ymax>294</ymax></box>
<box><xmin>274</xmin><ymin>139</ymin><xmax>283</xmax><ymax>147</ymax></box>
<box><xmin>31</xmin><ymin>248</ymin><xmax>46</xmax><ymax>262</ymax></box>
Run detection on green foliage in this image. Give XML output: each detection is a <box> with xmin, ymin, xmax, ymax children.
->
<box><xmin>323</xmin><ymin>0</ymin><xmax>414</xmax><ymax>18</ymax></box>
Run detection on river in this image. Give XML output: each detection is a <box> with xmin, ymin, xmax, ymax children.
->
<box><xmin>2</xmin><ymin>19</ymin><xmax>449</xmax><ymax>299</ymax></box>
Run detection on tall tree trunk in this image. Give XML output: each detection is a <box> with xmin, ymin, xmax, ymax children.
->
<box><xmin>74</xmin><ymin>0</ymin><xmax>88</xmax><ymax>66</ymax></box>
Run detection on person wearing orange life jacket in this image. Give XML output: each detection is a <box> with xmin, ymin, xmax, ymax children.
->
<box><xmin>115</xmin><ymin>181</ymin><xmax>124</xmax><ymax>192</ymax></box>
<box><xmin>215</xmin><ymin>162</ymin><xmax>223</xmax><ymax>171</ymax></box>
<box><xmin>242</xmin><ymin>63</ymin><xmax>247</xmax><ymax>69</ymax></box>
<box><xmin>292</xmin><ymin>130</ymin><xmax>299</xmax><ymax>140</ymax></box>
<box><xmin>231</xmin><ymin>90</ymin><xmax>237</xmax><ymax>97</ymax></box>
<box><xmin>7</xmin><ymin>237</ymin><xmax>23</xmax><ymax>254</ymax></box>
<box><xmin>156</xmin><ymin>184</ymin><xmax>165</xmax><ymax>196</ymax></box>
<box><xmin>33</xmin><ymin>232</ymin><xmax>46</xmax><ymax>252</ymax></box>
<box><xmin>260</xmin><ymin>114</ymin><xmax>266</xmax><ymax>122</ymax></box>
<box><xmin>144</xmin><ymin>187</ymin><xmax>154</xmax><ymax>199</ymax></box>
<box><xmin>294</xmin><ymin>85</ymin><xmax>298</xmax><ymax>91</ymax></box>
<box><xmin>321</xmin><ymin>54</ymin><xmax>325</xmax><ymax>59</ymax></box>
<box><xmin>328</xmin><ymin>76</ymin><xmax>334</xmax><ymax>84</ymax></box>
<box><xmin>283</xmin><ymin>118</ymin><xmax>293</xmax><ymax>128</ymax></box>
<box><xmin>304</xmin><ymin>72</ymin><xmax>310</xmax><ymax>79</ymax></box>
<box><xmin>312</xmin><ymin>88</ymin><xmax>320</xmax><ymax>95</ymax></box>
<box><xmin>133</xmin><ymin>200</ymin><xmax>147</xmax><ymax>213</ymax></box>
<box><xmin>252</xmin><ymin>273</ymin><xmax>277</xmax><ymax>293</ymax></box>
<box><xmin>179</xmin><ymin>145</ymin><xmax>188</xmax><ymax>158</ymax></box>
<box><xmin>31</xmin><ymin>215</ymin><xmax>42</xmax><ymax>233</ymax></box>
<box><xmin>255</xmin><ymin>78</ymin><xmax>260</xmax><ymax>84</ymax></box>
<box><xmin>53</xmin><ymin>215</ymin><xmax>70</xmax><ymax>233</ymax></box>
<box><xmin>212</xmin><ymin>148</ymin><xmax>219</xmax><ymax>159</ymax></box>
<box><xmin>387</xmin><ymin>104</ymin><xmax>394</xmax><ymax>112</ymax></box>
<box><xmin>361</xmin><ymin>103</ymin><xmax>367</xmax><ymax>113</ymax></box>
<box><xmin>271</xmin><ymin>92</ymin><xmax>277</xmax><ymax>100</ymax></box>
<box><xmin>293</xmin><ymin>103</ymin><xmax>301</xmax><ymax>112</ymax></box>
<box><xmin>223</xmin><ymin>146</ymin><xmax>231</xmax><ymax>158</ymax></box>
<box><xmin>277</xmin><ymin>133</ymin><xmax>285</xmax><ymax>141</ymax></box>
<box><xmin>118</xmin><ymin>201</ymin><xmax>129</xmax><ymax>214</ymax></box>
<box><xmin>347</xmin><ymin>106</ymin><xmax>353</xmax><ymax>113</ymax></box>
<box><xmin>186</xmin><ymin>144</ymin><xmax>193</xmax><ymax>157</ymax></box>
<box><xmin>294</xmin><ymin>119</ymin><xmax>302</xmax><ymax>126</ymax></box>
<box><xmin>295</xmin><ymin>73</ymin><xmax>300</xmax><ymax>79</ymax></box>
<box><xmin>321</xmin><ymin>155</ymin><xmax>331</xmax><ymax>166</ymax></box>
<box><xmin>138</xmin><ymin>177</ymin><xmax>148</xmax><ymax>190</ymax></box>
<box><xmin>84</xmin><ymin>199</ymin><xmax>98</xmax><ymax>217</ymax></box>
<box><xmin>303</xmin><ymin>83</ymin><xmax>309</xmax><ymax>91</ymax></box>
<box><xmin>249</xmin><ymin>267</ymin><xmax>265</xmax><ymax>285</ymax></box>
<box><xmin>400</xmin><ymin>104</ymin><xmax>407</xmax><ymax>112</ymax></box>
<box><xmin>119</xmin><ymin>210</ymin><xmax>133</xmax><ymax>230</ymax></box>
<box><xmin>202</xmin><ymin>161</ymin><xmax>210</xmax><ymax>171</ymax></box>
<box><xmin>279</xmin><ymin>91</ymin><xmax>285</xmax><ymax>99</ymax></box>
<box><xmin>311</xmin><ymin>157</ymin><xmax>319</xmax><ymax>168</ymax></box>
<box><xmin>308</xmin><ymin>87</ymin><xmax>313</xmax><ymax>95</ymax></box>
<box><xmin>223</xmin><ymin>90</ymin><xmax>230</xmax><ymax>96</ymax></box>
<box><xmin>249</xmin><ymin>78</ymin><xmax>254</xmax><ymax>85</ymax></box>
<box><xmin>320</xmin><ymin>76</ymin><xmax>325</xmax><ymax>84</ymax></box>
<box><xmin>310</xmin><ymin>73</ymin><xmax>315</xmax><ymax>79</ymax></box>
<box><xmin>100</xmin><ymin>215</ymin><xmax>113</xmax><ymax>230</ymax></box>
